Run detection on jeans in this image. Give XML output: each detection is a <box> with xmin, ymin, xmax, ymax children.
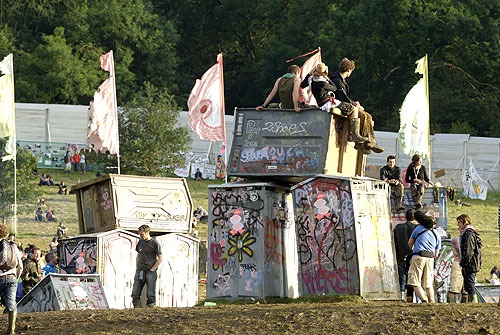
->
<box><xmin>463</xmin><ymin>271</ymin><xmax>477</xmax><ymax>295</ymax></box>
<box><xmin>0</xmin><ymin>277</ymin><xmax>18</xmax><ymax>312</ymax></box>
<box><xmin>131</xmin><ymin>269</ymin><xmax>158</xmax><ymax>306</ymax></box>
<box><xmin>397</xmin><ymin>263</ymin><xmax>407</xmax><ymax>292</ymax></box>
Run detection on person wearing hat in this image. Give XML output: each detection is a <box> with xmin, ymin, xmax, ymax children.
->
<box><xmin>407</xmin><ymin>210</ymin><xmax>441</xmax><ymax>303</ymax></box>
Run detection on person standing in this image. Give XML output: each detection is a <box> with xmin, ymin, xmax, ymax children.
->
<box><xmin>257</xmin><ymin>65</ymin><xmax>302</xmax><ymax>112</ymax></box>
<box><xmin>405</xmin><ymin>153</ymin><xmax>434</xmax><ymax>208</ymax></box>
<box><xmin>448</xmin><ymin>231</ymin><xmax>464</xmax><ymax>303</ymax></box>
<box><xmin>407</xmin><ymin>211</ymin><xmax>441</xmax><ymax>303</ymax></box>
<box><xmin>380</xmin><ymin>155</ymin><xmax>405</xmax><ymax>211</ymax></box>
<box><xmin>393</xmin><ymin>209</ymin><xmax>417</xmax><ymax>301</ymax></box>
<box><xmin>42</xmin><ymin>253</ymin><xmax>59</xmax><ymax>276</ymax></box>
<box><xmin>79</xmin><ymin>151</ymin><xmax>86</xmax><ymax>174</ymax></box>
<box><xmin>457</xmin><ymin>214</ymin><xmax>482</xmax><ymax>303</ymax></box>
<box><xmin>21</xmin><ymin>247</ymin><xmax>43</xmax><ymax>295</ymax></box>
<box><xmin>131</xmin><ymin>225</ymin><xmax>163</xmax><ymax>308</ymax></box>
<box><xmin>1</xmin><ymin>223</ymin><xmax>23</xmax><ymax>335</ymax></box>
<box><xmin>64</xmin><ymin>149</ymin><xmax>72</xmax><ymax>174</ymax></box>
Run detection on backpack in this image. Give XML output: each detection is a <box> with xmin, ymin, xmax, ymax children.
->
<box><xmin>0</xmin><ymin>239</ymin><xmax>18</xmax><ymax>271</ymax></box>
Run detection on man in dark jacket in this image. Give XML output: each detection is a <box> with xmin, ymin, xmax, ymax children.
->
<box><xmin>330</xmin><ymin>57</ymin><xmax>383</xmax><ymax>154</ymax></box>
<box><xmin>457</xmin><ymin>214</ymin><xmax>481</xmax><ymax>303</ymax></box>
<box><xmin>380</xmin><ymin>155</ymin><xmax>405</xmax><ymax>211</ymax></box>
<box><xmin>393</xmin><ymin>209</ymin><xmax>417</xmax><ymax>301</ymax></box>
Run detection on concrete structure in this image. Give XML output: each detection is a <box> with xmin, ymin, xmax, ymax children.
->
<box><xmin>207</xmin><ymin>182</ymin><xmax>298</xmax><ymax>299</ymax></box>
<box><xmin>228</xmin><ymin>108</ymin><xmax>364</xmax><ymax>182</ymax></box>
<box><xmin>72</xmin><ymin>174</ymin><xmax>193</xmax><ymax>235</ymax></box>
<box><xmin>57</xmin><ymin>229</ymin><xmax>199</xmax><ymax>309</ymax></box>
<box><xmin>291</xmin><ymin>175</ymin><xmax>399</xmax><ymax>300</ymax></box>
<box><xmin>17</xmin><ymin>274</ymin><xmax>108</xmax><ymax>313</ymax></box>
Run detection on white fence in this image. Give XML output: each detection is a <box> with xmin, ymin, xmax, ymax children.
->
<box><xmin>365</xmin><ymin>132</ymin><xmax>500</xmax><ymax>192</ymax></box>
<box><xmin>14</xmin><ymin>104</ymin><xmax>500</xmax><ymax>190</ymax></box>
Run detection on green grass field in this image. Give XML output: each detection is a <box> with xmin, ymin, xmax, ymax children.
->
<box><xmin>9</xmin><ymin>168</ymin><xmax>500</xmax><ymax>283</ymax></box>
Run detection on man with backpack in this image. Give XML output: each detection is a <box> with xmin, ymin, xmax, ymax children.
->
<box><xmin>407</xmin><ymin>210</ymin><xmax>441</xmax><ymax>303</ymax></box>
<box><xmin>457</xmin><ymin>214</ymin><xmax>482</xmax><ymax>303</ymax></box>
<box><xmin>0</xmin><ymin>223</ymin><xmax>23</xmax><ymax>335</ymax></box>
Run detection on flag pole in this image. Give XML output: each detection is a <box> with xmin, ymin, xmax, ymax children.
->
<box><xmin>110</xmin><ymin>51</ymin><xmax>121</xmax><ymax>174</ymax></box>
<box><xmin>424</xmin><ymin>54</ymin><xmax>431</xmax><ymax>175</ymax></box>
<box><xmin>219</xmin><ymin>53</ymin><xmax>228</xmax><ymax>184</ymax></box>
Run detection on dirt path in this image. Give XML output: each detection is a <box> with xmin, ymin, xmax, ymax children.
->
<box><xmin>6</xmin><ymin>301</ymin><xmax>499</xmax><ymax>335</ymax></box>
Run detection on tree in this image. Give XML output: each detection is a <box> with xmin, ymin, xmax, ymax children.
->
<box><xmin>118</xmin><ymin>83</ymin><xmax>190</xmax><ymax>176</ymax></box>
<box><xmin>0</xmin><ymin>141</ymin><xmax>38</xmax><ymax>221</ymax></box>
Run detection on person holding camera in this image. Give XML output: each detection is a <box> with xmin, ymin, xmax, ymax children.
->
<box><xmin>407</xmin><ymin>210</ymin><xmax>441</xmax><ymax>303</ymax></box>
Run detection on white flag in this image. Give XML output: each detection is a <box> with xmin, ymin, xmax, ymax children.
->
<box><xmin>88</xmin><ymin>51</ymin><xmax>119</xmax><ymax>155</ymax></box>
<box><xmin>0</xmin><ymin>53</ymin><xmax>15</xmax><ymax>161</ymax></box>
<box><xmin>188</xmin><ymin>53</ymin><xmax>226</xmax><ymax>146</ymax></box>
<box><xmin>398</xmin><ymin>79</ymin><xmax>429</xmax><ymax>158</ymax></box>
<box><xmin>300</xmin><ymin>49</ymin><xmax>322</xmax><ymax>106</ymax></box>
<box><xmin>462</xmin><ymin>159</ymin><xmax>488</xmax><ymax>200</ymax></box>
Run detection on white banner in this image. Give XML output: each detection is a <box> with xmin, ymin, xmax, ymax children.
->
<box><xmin>462</xmin><ymin>158</ymin><xmax>488</xmax><ymax>200</ymax></box>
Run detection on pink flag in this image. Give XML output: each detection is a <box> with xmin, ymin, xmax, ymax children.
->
<box><xmin>300</xmin><ymin>49</ymin><xmax>322</xmax><ymax>106</ymax></box>
<box><xmin>88</xmin><ymin>50</ymin><xmax>119</xmax><ymax>155</ymax></box>
<box><xmin>188</xmin><ymin>53</ymin><xmax>226</xmax><ymax>146</ymax></box>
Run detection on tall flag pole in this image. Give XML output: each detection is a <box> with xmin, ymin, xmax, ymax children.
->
<box><xmin>188</xmin><ymin>53</ymin><xmax>226</xmax><ymax>178</ymax></box>
<box><xmin>0</xmin><ymin>53</ymin><xmax>17</xmax><ymax>233</ymax></box>
<box><xmin>88</xmin><ymin>50</ymin><xmax>121</xmax><ymax>174</ymax></box>
<box><xmin>399</xmin><ymin>55</ymin><xmax>430</xmax><ymax>170</ymax></box>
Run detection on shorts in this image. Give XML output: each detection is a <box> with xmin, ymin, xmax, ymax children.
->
<box><xmin>448</xmin><ymin>261</ymin><xmax>463</xmax><ymax>293</ymax></box>
<box><xmin>407</xmin><ymin>255</ymin><xmax>434</xmax><ymax>289</ymax></box>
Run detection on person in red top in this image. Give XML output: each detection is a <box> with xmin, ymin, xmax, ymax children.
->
<box><xmin>72</xmin><ymin>151</ymin><xmax>81</xmax><ymax>172</ymax></box>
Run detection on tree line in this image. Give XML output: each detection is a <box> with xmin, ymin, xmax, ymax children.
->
<box><xmin>0</xmin><ymin>0</ymin><xmax>498</xmax><ymax>135</ymax></box>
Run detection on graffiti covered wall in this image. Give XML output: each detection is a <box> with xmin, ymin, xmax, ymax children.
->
<box><xmin>207</xmin><ymin>184</ymin><xmax>294</xmax><ymax>298</ymax></box>
<box><xmin>293</xmin><ymin>178</ymin><xmax>359</xmax><ymax>295</ymax></box>
<box><xmin>18</xmin><ymin>274</ymin><xmax>108</xmax><ymax>313</ymax></box>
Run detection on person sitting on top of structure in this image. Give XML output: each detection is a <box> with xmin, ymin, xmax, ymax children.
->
<box><xmin>380</xmin><ymin>155</ymin><xmax>405</xmax><ymax>211</ymax></box>
<box><xmin>329</xmin><ymin>58</ymin><xmax>383</xmax><ymax>154</ymax></box>
<box><xmin>301</xmin><ymin>62</ymin><xmax>381</xmax><ymax>155</ymax></box>
<box><xmin>256</xmin><ymin>65</ymin><xmax>301</xmax><ymax>113</ymax></box>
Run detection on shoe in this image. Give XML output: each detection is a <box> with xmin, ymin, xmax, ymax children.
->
<box><xmin>365</xmin><ymin>141</ymin><xmax>384</xmax><ymax>153</ymax></box>
<box><xmin>354</xmin><ymin>142</ymin><xmax>371</xmax><ymax>155</ymax></box>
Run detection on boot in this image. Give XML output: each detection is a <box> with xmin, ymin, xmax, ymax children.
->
<box><xmin>447</xmin><ymin>292</ymin><xmax>459</xmax><ymax>303</ymax></box>
<box><xmin>348</xmin><ymin>118</ymin><xmax>370</xmax><ymax>143</ymax></box>
<box><xmin>365</xmin><ymin>140</ymin><xmax>384</xmax><ymax>153</ymax></box>
<box><xmin>460</xmin><ymin>292</ymin><xmax>468</xmax><ymax>303</ymax></box>
<box><xmin>7</xmin><ymin>311</ymin><xmax>16</xmax><ymax>335</ymax></box>
<box><xmin>468</xmin><ymin>294</ymin><xmax>478</xmax><ymax>303</ymax></box>
<box><xmin>354</xmin><ymin>142</ymin><xmax>371</xmax><ymax>155</ymax></box>
<box><xmin>132</xmin><ymin>299</ymin><xmax>141</xmax><ymax>308</ymax></box>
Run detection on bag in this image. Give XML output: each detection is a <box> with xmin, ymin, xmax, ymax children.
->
<box><xmin>0</xmin><ymin>239</ymin><xmax>18</xmax><ymax>271</ymax></box>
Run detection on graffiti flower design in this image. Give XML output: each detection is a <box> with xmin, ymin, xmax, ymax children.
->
<box><xmin>229</xmin><ymin>209</ymin><xmax>245</xmax><ymax>235</ymax></box>
<box><xmin>314</xmin><ymin>193</ymin><xmax>330</xmax><ymax>220</ymax></box>
<box><xmin>228</xmin><ymin>231</ymin><xmax>256</xmax><ymax>262</ymax></box>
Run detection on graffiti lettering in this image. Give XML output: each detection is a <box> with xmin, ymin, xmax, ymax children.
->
<box><xmin>261</xmin><ymin>121</ymin><xmax>307</xmax><ymax>135</ymax></box>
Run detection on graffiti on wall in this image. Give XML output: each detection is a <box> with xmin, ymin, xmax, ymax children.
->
<box><xmin>208</xmin><ymin>188</ymin><xmax>288</xmax><ymax>297</ymax></box>
<box><xmin>59</xmin><ymin>240</ymin><xmax>97</xmax><ymax>274</ymax></box>
<box><xmin>293</xmin><ymin>178</ymin><xmax>358</xmax><ymax>295</ymax></box>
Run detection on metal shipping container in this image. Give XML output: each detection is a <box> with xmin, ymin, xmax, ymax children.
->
<box><xmin>57</xmin><ymin>229</ymin><xmax>199</xmax><ymax>308</ymax></box>
<box><xmin>72</xmin><ymin>174</ymin><xmax>193</xmax><ymax>234</ymax></box>
<box><xmin>228</xmin><ymin>108</ymin><xmax>365</xmax><ymax>183</ymax></box>
<box><xmin>291</xmin><ymin>175</ymin><xmax>399</xmax><ymax>300</ymax></box>
<box><xmin>207</xmin><ymin>182</ymin><xmax>299</xmax><ymax>299</ymax></box>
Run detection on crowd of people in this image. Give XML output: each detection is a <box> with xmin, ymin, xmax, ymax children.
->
<box><xmin>64</xmin><ymin>148</ymin><xmax>86</xmax><ymax>174</ymax></box>
<box><xmin>394</xmin><ymin>209</ymin><xmax>483</xmax><ymax>304</ymax></box>
<box><xmin>1</xmin><ymin>223</ymin><xmax>70</xmax><ymax>334</ymax></box>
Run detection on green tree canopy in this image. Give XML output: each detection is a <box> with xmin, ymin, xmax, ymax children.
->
<box><xmin>118</xmin><ymin>83</ymin><xmax>190</xmax><ymax>176</ymax></box>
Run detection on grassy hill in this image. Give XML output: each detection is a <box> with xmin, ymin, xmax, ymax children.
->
<box><xmin>10</xmin><ymin>168</ymin><xmax>500</xmax><ymax>283</ymax></box>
